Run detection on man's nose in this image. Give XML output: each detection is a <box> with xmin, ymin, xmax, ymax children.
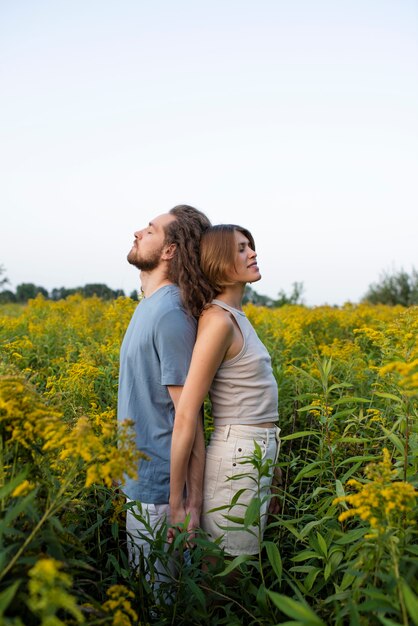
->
<box><xmin>134</xmin><ymin>229</ymin><xmax>143</xmax><ymax>239</ymax></box>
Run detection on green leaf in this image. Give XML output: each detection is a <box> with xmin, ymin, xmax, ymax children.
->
<box><xmin>332</xmin><ymin>396</ymin><xmax>371</xmax><ymax>405</ymax></box>
<box><xmin>244</xmin><ymin>497</ymin><xmax>261</xmax><ymax>527</ymax></box>
<box><xmin>0</xmin><ymin>580</ymin><xmax>20</xmax><ymax>615</ymax></box>
<box><xmin>381</xmin><ymin>427</ymin><xmax>405</xmax><ymax>455</ymax></box>
<box><xmin>214</xmin><ymin>554</ymin><xmax>253</xmax><ymax>577</ymax></box>
<box><xmin>300</xmin><ymin>518</ymin><xmax>331</xmax><ymax>539</ymax></box>
<box><xmin>328</xmin><ymin>382</ymin><xmax>353</xmax><ymax>392</ymax></box>
<box><xmin>335</xmin><ymin>479</ymin><xmax>345</xmax><ymax>499</ymax></box>
<box><xmin>316</xmin><ymin>533</ymin><xmax>328</xmax><ymax>558</ymax></box>
<box><xmin>230</xmin><ymin>488</ymin><xmax>248</xmax><ymax>506</ymax></box>
<box><xmin>265</xmin><ymin>541</ymin><xmax>282</xmax><ymax>582</ymax></box>
<box><xmin>185</xmin><ymin>576</ymin><xmax>206</xmax><ymax>608</ymax></box>
<box><xmin>267</xmin><ymin>591</ymin><xmax>326</xmax><ymax>625</ymax></box>
<box><xmin>305</xmin><ymin>567</ymin><xmax>321</xmax><ymax>592</ymax></box>
<box><xmin>375</xmin><ymin>391</ymin><xmax>403</xmax><ymax>402</ymax></box>
<box><xmin>281</xmin><ymin>431</ymin><xmax>320</xmax><ymax>441</ymax></box>
<box><xmin>338</xmin><ymin>455</ymin><xmax>376</xmax><ymax>466</ymax></box>
<box><xmin>0</xmin><ymin>470</ymin><xmax>28</xmax><ymax>500</ymax></box>
<box><xmin>2</xmin><ymin>489</ymin><xmax>38</xmax><ymax>527</ymax></box>
<box><xmin>378</xmin><ymin>617</ymin><xmax>403</xmax><ymax>626</ymax></box>
<box><xmin>292</xmin><ymin>551</ymin><xmax>322</xmax><ymax>563</ymax></box>
<box><xmin>324</xmin><ymin>561</ymin><xmax>332</xmax><ymax>581</ymax></box>
<box><xmin>293</xmin><ymin>462</ymin><xmax>323</xmax><ymax>483</ymax></box>
<box><xmin>337</xmin><ymin>437</ymin><xmax>370</xmax><ymax>444</ymax></box>
<box><xmin>334</xmin><ymin>527</ymin><xmax>367</xmax><ymax>545</ymax></box>
<box><xmin>400</xmin><ymin>579</ymin><xmax>418</xmax><ymax>626</ymax></box>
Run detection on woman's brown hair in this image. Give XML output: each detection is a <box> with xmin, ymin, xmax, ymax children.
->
<box><xmin>200</xmin><ymin>224</ymin><xmax>256</xmax><ymax>296</ymax></box>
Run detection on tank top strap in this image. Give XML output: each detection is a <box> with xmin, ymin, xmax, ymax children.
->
<box><xmin>211</xmin><ymin>299</ymin><xmax>246</xmax><ymax>318</ymax></box>
<box><xmin>211</xmin><ymin>299</ymin><xmax>250</xmax><ymax>346</ymax></box>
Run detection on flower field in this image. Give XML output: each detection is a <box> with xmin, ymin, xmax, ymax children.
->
<box><xmin>0</xmin><ymin>295</ymin><xmax>417</xmax><ymax>625</ymax></box>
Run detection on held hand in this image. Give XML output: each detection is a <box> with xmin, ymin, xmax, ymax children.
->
<box><xmin>184</xmin><ymin>504</ymin><xmax>200</xmax><ymax>534</ymax></box>
<box><xmin>167</xmin><ymin>503</ymin><xmax>187</xmax><ymax>544</ymax></box>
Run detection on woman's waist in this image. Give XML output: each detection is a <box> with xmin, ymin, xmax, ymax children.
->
<box><xmin>211</xmin><ymin>414</ymin><xmax>279</xmax><ymax>428</ymax></box>
<box><xmin>210</xmin><ymin>422</ymin><xmax>281</xmax><ymax>440</ymax></box>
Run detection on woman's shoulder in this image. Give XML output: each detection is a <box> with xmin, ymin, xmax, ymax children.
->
<box><xmin>198</xmin><ymin>303</ymin><xmax>235</xmax><ymax>333</ymax></box>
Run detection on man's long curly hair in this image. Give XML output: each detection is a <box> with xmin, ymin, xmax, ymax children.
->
<box><xmin>164</xmin><ymin>205</ymin><xmax>215</xmax><ymax>317</ymax></box>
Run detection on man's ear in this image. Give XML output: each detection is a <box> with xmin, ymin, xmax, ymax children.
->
<box><xmin>161</xmin><ymin>243</ymin><xmax>176</xmax><ymax>261</ymax></box>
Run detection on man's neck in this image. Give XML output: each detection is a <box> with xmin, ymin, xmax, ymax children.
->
<box><xmin>140</xmin><ymin>269</ymin><xmax>173</xmax><ymax>298</ymax></box>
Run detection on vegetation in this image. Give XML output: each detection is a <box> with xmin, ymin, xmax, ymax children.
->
<box><xmin>362</xmin><ymin>267</ymin><xmax>418</xmax><ymax>307</ymax></box>
<box><xmin>244</xmin><ymin>282</ymin><xmax>304</xmax><ymax>307</ymax></box>
<box><xmin>0</xmin><ymin>295</ymin><xmax>417</xmax><ymax>625</ymax></box>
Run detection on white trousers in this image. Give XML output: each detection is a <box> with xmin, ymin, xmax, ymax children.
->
<box><xmin>126</xmin><ymin>501</ymin><xmax>175</xmax><ymax>589</ymax></box>
<box><xmin>201</xmin><ymin>424</ymin><xmax>281</xmax><ymax>555</ymax></box>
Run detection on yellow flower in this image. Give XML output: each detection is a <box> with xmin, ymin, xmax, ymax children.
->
<box><xmin>11</xmin><ymin>479</ymin><xmax>34</xmax><ymax>497</ymax></box>
<box><xmin>102</xmin><ymin>585</ymin><xmax>138</xmax><ymax>626</ymax></box>
<box><xmin>334</xmin><ymin>448</ymin><xmax>417</xmax><ymax>537</ymax></box>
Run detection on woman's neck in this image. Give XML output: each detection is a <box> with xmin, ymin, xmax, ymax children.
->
<box><xmin>215</xmin><ymin>284</ymin><xmax>246</xmax><ymax>310</ymax></box>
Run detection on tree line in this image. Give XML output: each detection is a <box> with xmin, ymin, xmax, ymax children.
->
<box><xmin>0</xmin><ymin>268</ymin><xmax>135</xmax><ymax>303</ymax></box>
<box><xmin>1</xmin><ymin>265</ymin><xmax>417</xmax><ymax>306</ymax></box>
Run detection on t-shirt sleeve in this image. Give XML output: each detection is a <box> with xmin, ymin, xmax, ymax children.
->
<box><xmin>155</xmin><ymin>308</ymin><xmax>197</xmax><ymax>386</ymax></box>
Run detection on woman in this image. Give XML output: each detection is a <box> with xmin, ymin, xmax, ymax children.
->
<box><xmin>169</xmin><ymin>224</ymin><xmax>280</xmax><ymax>556</ymax></box>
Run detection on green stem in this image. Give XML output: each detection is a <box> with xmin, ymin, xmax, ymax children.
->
<box><xmin>0</xmin><ymin>471</ymin><xmax>78</xmax><ymax>583</ymax></box>
<box><xmin>389</xmin><ymin>537</ymin><xmax>408</xmax><ymax>626</ymax></box>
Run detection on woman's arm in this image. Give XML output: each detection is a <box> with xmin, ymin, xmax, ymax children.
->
<box><xmin>169</xmin><ymin>309</ymin><xmax>234</xmax><ymax>530</ymax></box>
<box><xmin>185</xmin><ymin>412</ymin><xmax>205</xmax><ymax>530</ymax></box>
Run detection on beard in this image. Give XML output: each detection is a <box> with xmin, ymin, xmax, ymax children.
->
<box><xmin>127</xmin><ymin>243</ymin><xmax>164</xmax><ymax>271</ymax></box>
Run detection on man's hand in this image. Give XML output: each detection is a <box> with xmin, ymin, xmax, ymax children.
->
<box><xmin>185</xmin><ymin>503</ymin><xmax>200</xmax><ymax>533</ymax></box>
<box><xmin>167</xmin><ymin>502</ymin><xmax>200</xmax><ymax>544</ymax></box>
<box><xmin>167</xmin><ymin>502</ymin><xmax>187</xmax><ymax>543</ymax></box>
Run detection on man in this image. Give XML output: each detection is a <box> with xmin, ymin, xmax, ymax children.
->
<box><xmin>117</xmin><ymin>204</ymin><xmax>213</xmax><ymax>577</ymax></box>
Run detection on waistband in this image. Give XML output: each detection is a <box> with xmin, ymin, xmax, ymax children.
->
<box><xmin>212</xmin><ymin>423</ymin><xmax>281</xmax><ymax>439</ymax></box>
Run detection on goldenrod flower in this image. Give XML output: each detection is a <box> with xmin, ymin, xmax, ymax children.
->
<box><xmin>11</xmin><ymin>479</ymin><xmax>34</xmax><ymax>497</ymax></box>
<box><xmin>334</xmin><ymin>448</ymin><xmax>417</xmax><ymax>537</ymax></box>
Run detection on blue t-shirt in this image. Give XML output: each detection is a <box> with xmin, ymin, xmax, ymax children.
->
<box><xmin>117</xmin><ymin>284</ymin><xmax>197</xmax><ymax>503</ymax></box>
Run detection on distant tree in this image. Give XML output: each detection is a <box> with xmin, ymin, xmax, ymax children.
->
<box><xmin>273</xmin><ymin>281</ymin><xmax>304</xmax><ymax>307</ymax></box>
<box><xmin>242</xmin><ymin>282</ymin><xmax>305</xmax><ymax>308</ymax></box>
<box><xmin>0</xmin><ymin>290</ymin><xmax>16</xmax><ymax>303</ymax></box>
<box><xmin>243</xmin><ymin>286</ymin><xmax>274</xmax><ymax>306</ymax></box>
<box><xmin>0</xmin><ymin>265</ymin><xmax>9</xmax><ymax>289</ymax></box>
<box><xmin>362</xmin><ymin>267</ymin><xmax>418</xmax><ymax>306</ymax></box>
<box><xmin>129</xmin><ymin>290</ymin><xmax>139</xmax><ymax>301</ymax></box>
<box><xmin>50</xmin><ymin>287</ymin><xmax>79</xmax><ymax>300</ymax></box>
<box><xmin>80</xmin><ymin>284</ymin><xmax>125</xmax><ymax>300</ymax></box>
<box><xmin>15</xmin><ymin>283</ymin><xmax>49</xmax><ymax>302</ymax></box>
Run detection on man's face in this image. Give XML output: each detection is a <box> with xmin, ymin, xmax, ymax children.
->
<box><xmin>127</xmin><ymin>213</ymin><xmax>176</xmax><ymax>271</ymax></box>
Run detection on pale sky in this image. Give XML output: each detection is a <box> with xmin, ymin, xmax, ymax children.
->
<box><xmin>1</xmin><ymin>0</ymin><xmax>417</xmax><ymax>306</ymax></box>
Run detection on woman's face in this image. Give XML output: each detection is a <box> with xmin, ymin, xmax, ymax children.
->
<box><xmin>228</xmin><ymin>229</ymin><xmax>261</xmax><ymax>285</ymax></box>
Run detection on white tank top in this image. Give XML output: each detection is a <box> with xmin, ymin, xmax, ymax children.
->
<box><xmin>209</xmin><ymin>299</ymin><xmax>279</xmax><ymax>426</ymax></box>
